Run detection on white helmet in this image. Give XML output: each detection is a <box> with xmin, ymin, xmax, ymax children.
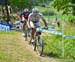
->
<box><xmin>24</xmin><ymin>8</ymin><xmax>29</xmax><ymax>12</ymax></box>
<box><xmin>32</xmin><ymin>8</ymin><xmax>39</xmax><ymax>13</ymax></box>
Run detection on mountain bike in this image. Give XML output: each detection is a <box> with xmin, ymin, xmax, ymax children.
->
<box><xmin>33</xmin><ymin>27</ymin><xmax>48</xmax><ymax>56</ymax></box>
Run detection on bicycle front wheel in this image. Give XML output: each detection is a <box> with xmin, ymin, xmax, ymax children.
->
<box><xmin>34</xmin><ymin>36</ymin><xmax>44</xmax><ymax>56</ymax></box>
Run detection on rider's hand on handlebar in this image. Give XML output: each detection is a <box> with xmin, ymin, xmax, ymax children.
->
<box><xmin>44</xmin><ymin>21</ymin><xmax>48</xmax><ymax>29</ymax></box>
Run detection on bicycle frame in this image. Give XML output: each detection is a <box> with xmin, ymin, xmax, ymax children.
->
<box><xmin>34</xmin><ymin>27</ymin><xmax>44</xmax><ymax>56</ymax></box>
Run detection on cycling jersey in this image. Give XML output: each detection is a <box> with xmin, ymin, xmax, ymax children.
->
<box><xmin>28</xmin><ymin>13</ymin><xmax>44</xmax><ymax>27</ymax></box>
<box><xmin>20</xmin><ymin>11</ymin><xmax>30</xmax><ymax>21</ymax></box>
<box><xmin>24</xmin><ymin>15</ymin><xmax>28</xmax><ymax>21</ymax></box>
<box><xmin>28</xmin><ymin>13</ymin><xmax>44</xmax><ymax>22</ymax></box>
<box><xmin>20</xmin><ymin>11</ymin><xmax>30</xmax><ymax>23</ymax></box>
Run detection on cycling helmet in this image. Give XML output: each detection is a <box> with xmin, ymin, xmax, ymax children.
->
<box><xmin>24</xmin><ymin>8</ymin><xmax>29</xmax><ymax>12</ymax></box>
<box><xmin>32</xmin><ymin>8</ymin><xmax>39</xmax><ymax>13</ymax></box>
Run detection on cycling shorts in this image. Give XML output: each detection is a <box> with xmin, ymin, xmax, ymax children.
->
<box><xmin>32</xmin><ymin>20</ymin><xmax>40</xmax><ymax>28</ymax></box>
<box><xmin>20</xmin><ymin>20</ymin><xmax>26</xmax><ymax>24</ymax></box>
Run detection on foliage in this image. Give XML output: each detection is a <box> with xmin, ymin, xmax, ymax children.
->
<box><xmin>35</xmin><ymin>6</ymin><xmax>55</xmax><ymax>16</ymax></box>
<box><xmin>8</xmin><ymin>0</ymin><xmax>54</xmax><ymax>10</ymax></box>
<box><xmin>43</xmin><ymin>22</ymin><xmax>75</xmax><ymax>60</ymax></box>
<box><xmin>8</xmin><ymin>0</ymin><xmax>30</xmax><ymax>9</ymax></box>
<box><xmin>53</xmin><ymin>0</ymin><xmax>75</xmax><ymax>15</ymax></box>
<box><xmin>8</xmin><ymin>0</ymin><xmax>48</xmax><ymax>10</ymax></box>
<box><xmin>0</xmin><ymin>31</ymin><xmax>41</xmax><ymax>62</ymax></box>
<box><xmin>68</xmin><ymin>15</ymin><xmax>75</xmax><ymax>23</ymax></box>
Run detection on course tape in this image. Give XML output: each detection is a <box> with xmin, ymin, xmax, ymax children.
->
<box><xmin>38</xmin><ymin>28</ymin><xmax>75</xmax><ymax>39</ymax></box>
<box><xmin>42</xmin><ymin>29</ymin><xmax>63</xmax><ymax>35</ymax></box>
<box><xmin>64</xmin><ymin>36</ymin><xmax>75</xmax><ymax>39</ymax></box>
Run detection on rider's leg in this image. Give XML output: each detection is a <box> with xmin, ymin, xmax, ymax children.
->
<box><xmin>23</xmin><ymin>22</ymin><xmax>27</xmax><ymax>32</ymax></box>
<box><xmin>22</xmin><ymin>21</ymin><xmax>27</xmax><ymax>36</ymax></box>
<box><xmin>31</xmin><ymin>28</ymin><xmax>35</xmax><ymax>39</ymax></box>
<box><xmin>31</xmin><ymin>22</ymin><xmax>40</xmax><ymax>39</ymax></box>
<box><xmin>30</xmin><ymin>21</ymin><xmax>35</xmax><ymax>43</ymax></box>
<box><xmin>30</xmin><ymin>21</ymin><xmax>40</xmax><ymax>39</ymax></box>
<box><xmin>29</xmin><ymin>21</ymin><xmax>40</xmax><ymax>43</ymax></box>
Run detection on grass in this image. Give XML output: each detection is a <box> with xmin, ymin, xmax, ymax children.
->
<box><xmin>38</xmin><ymin>7</ymin><xmax>75</xmax><ymax>60</ymax></box>
<box><xmin>0</xmin><ymin>31</ymin><xmax>62</xmax><ymax>62</ymax></box>
<box><xmin>0</xmin><ymin>31</ymin><xmax>40</xmax><ymax>62</ymax></box>
<box><xmin>36</xmin><ymin>8</ymin><xmax>75</xmax><ymax>61</ymax></box>
<box><xmin>43</xmin><ymin>22</ymin><xmax>75</xmax><ymax>61</ymax></box>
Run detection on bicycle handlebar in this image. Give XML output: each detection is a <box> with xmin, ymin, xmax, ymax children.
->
<box><xmin>36</xmin><ymin>27</ymin><xmax>48</xmax><ymax>32</ymax></box>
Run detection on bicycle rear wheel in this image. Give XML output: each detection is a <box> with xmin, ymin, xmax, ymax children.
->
<box><xmin>24</xmin><ymin>27</ymin><xmax>31</xmax><ymax>41</ymax></box>
<box><xmin>25</xmin><ymin>30</ymin><xmax>28</xmax><ymax>41</ymax></box>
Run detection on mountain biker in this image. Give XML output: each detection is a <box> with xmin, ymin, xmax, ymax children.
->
<box><xmin>28</xmin><ymin>8</ymin><xmax>48</xmax><ymax>43</ymax></box>
<box><xmin>20</xmin><ymin>8</ymin><xmax>30</xmax><ymax>36</ymax></box>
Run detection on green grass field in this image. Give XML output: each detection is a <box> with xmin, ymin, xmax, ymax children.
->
<box><xmin>0</xmin><ymin>31</ymin><xmax>40</xmax><ymax>62</ymax></box>
<box><xmin>0</xmin><ymin>31</ymin><xmax>62</xmax><ymax>62</ymax></box>
<box><xmin>43</xmin><ymin>22</ymin><xmax>75</xmax><ymax>62</ymax></box>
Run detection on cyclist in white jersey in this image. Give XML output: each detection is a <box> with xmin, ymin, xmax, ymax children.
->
<box><xmin>28</xmin><ymin>8</ymin><xmax>48</xmax><ymax>42</ymax></box>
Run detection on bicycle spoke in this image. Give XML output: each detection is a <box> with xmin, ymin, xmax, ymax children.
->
<box><xmin>34</xmin><ymin>36</ymin><xmax>44</xmax><ymax>56</ymax></box>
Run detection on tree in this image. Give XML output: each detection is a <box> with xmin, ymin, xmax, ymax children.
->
<box><xmin>8</xmin><ymin>0</ymin><xmax>30</xmax><ymax>10</ymax></box>
<box><xmin>71</xmin><ymin>0</ymin><xmax>75</xmax><ymax>15</ymax></box>
<box><xmin>53</xmin><ymin>0</ymin><xmax>75</xmax><ymax>15</ymax></box>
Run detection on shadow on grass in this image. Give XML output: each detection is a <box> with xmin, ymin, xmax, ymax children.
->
<box><xmin>43</xmin><ymin>52</ymin><xmax>59</xmax><ymax>58</ymax></box>
<box><xmin>43</xmin><ymin>52</ymin><xmax>75</xmax><ymax>62</ymax></box>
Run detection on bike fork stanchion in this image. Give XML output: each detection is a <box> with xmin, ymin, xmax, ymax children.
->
<box><xmin>24</xmin><ymin>30</ymin><xmax>27</xmax><ymax>41</ymax></box>
<box><xmin>34</xmin><ymin>40</ymin><xmax>36</xmax><ymax>51</ymax></box>
<box><xmin>34</xmin><ymin>36</ymin><xmax>37</xmax><ymax>51</ymax></box>
<box><xmin>40</xmin><ymin>40</ymin><xmax>44</xmax><ymax>56</ymax></box>
<box><xmin>38</xmin><ymin>35</ymin><xmax>44</xmax><ymax>56</ymax></box>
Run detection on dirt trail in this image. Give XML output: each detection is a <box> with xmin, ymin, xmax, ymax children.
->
<box><xmin>21</xmin><ymin>35</ymin><xmax>60</xmax><ymax>62</ymax></box>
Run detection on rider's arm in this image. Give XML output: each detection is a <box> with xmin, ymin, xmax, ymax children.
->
<box><xmin>42</xmin><ymin>18</ymin><xmax>48</xmax><ymax>27</ymax></box>
<box><xmin>40</xmin><ymin>13</ymin><xmax>48</xmax><ymax>27</ymax></box>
